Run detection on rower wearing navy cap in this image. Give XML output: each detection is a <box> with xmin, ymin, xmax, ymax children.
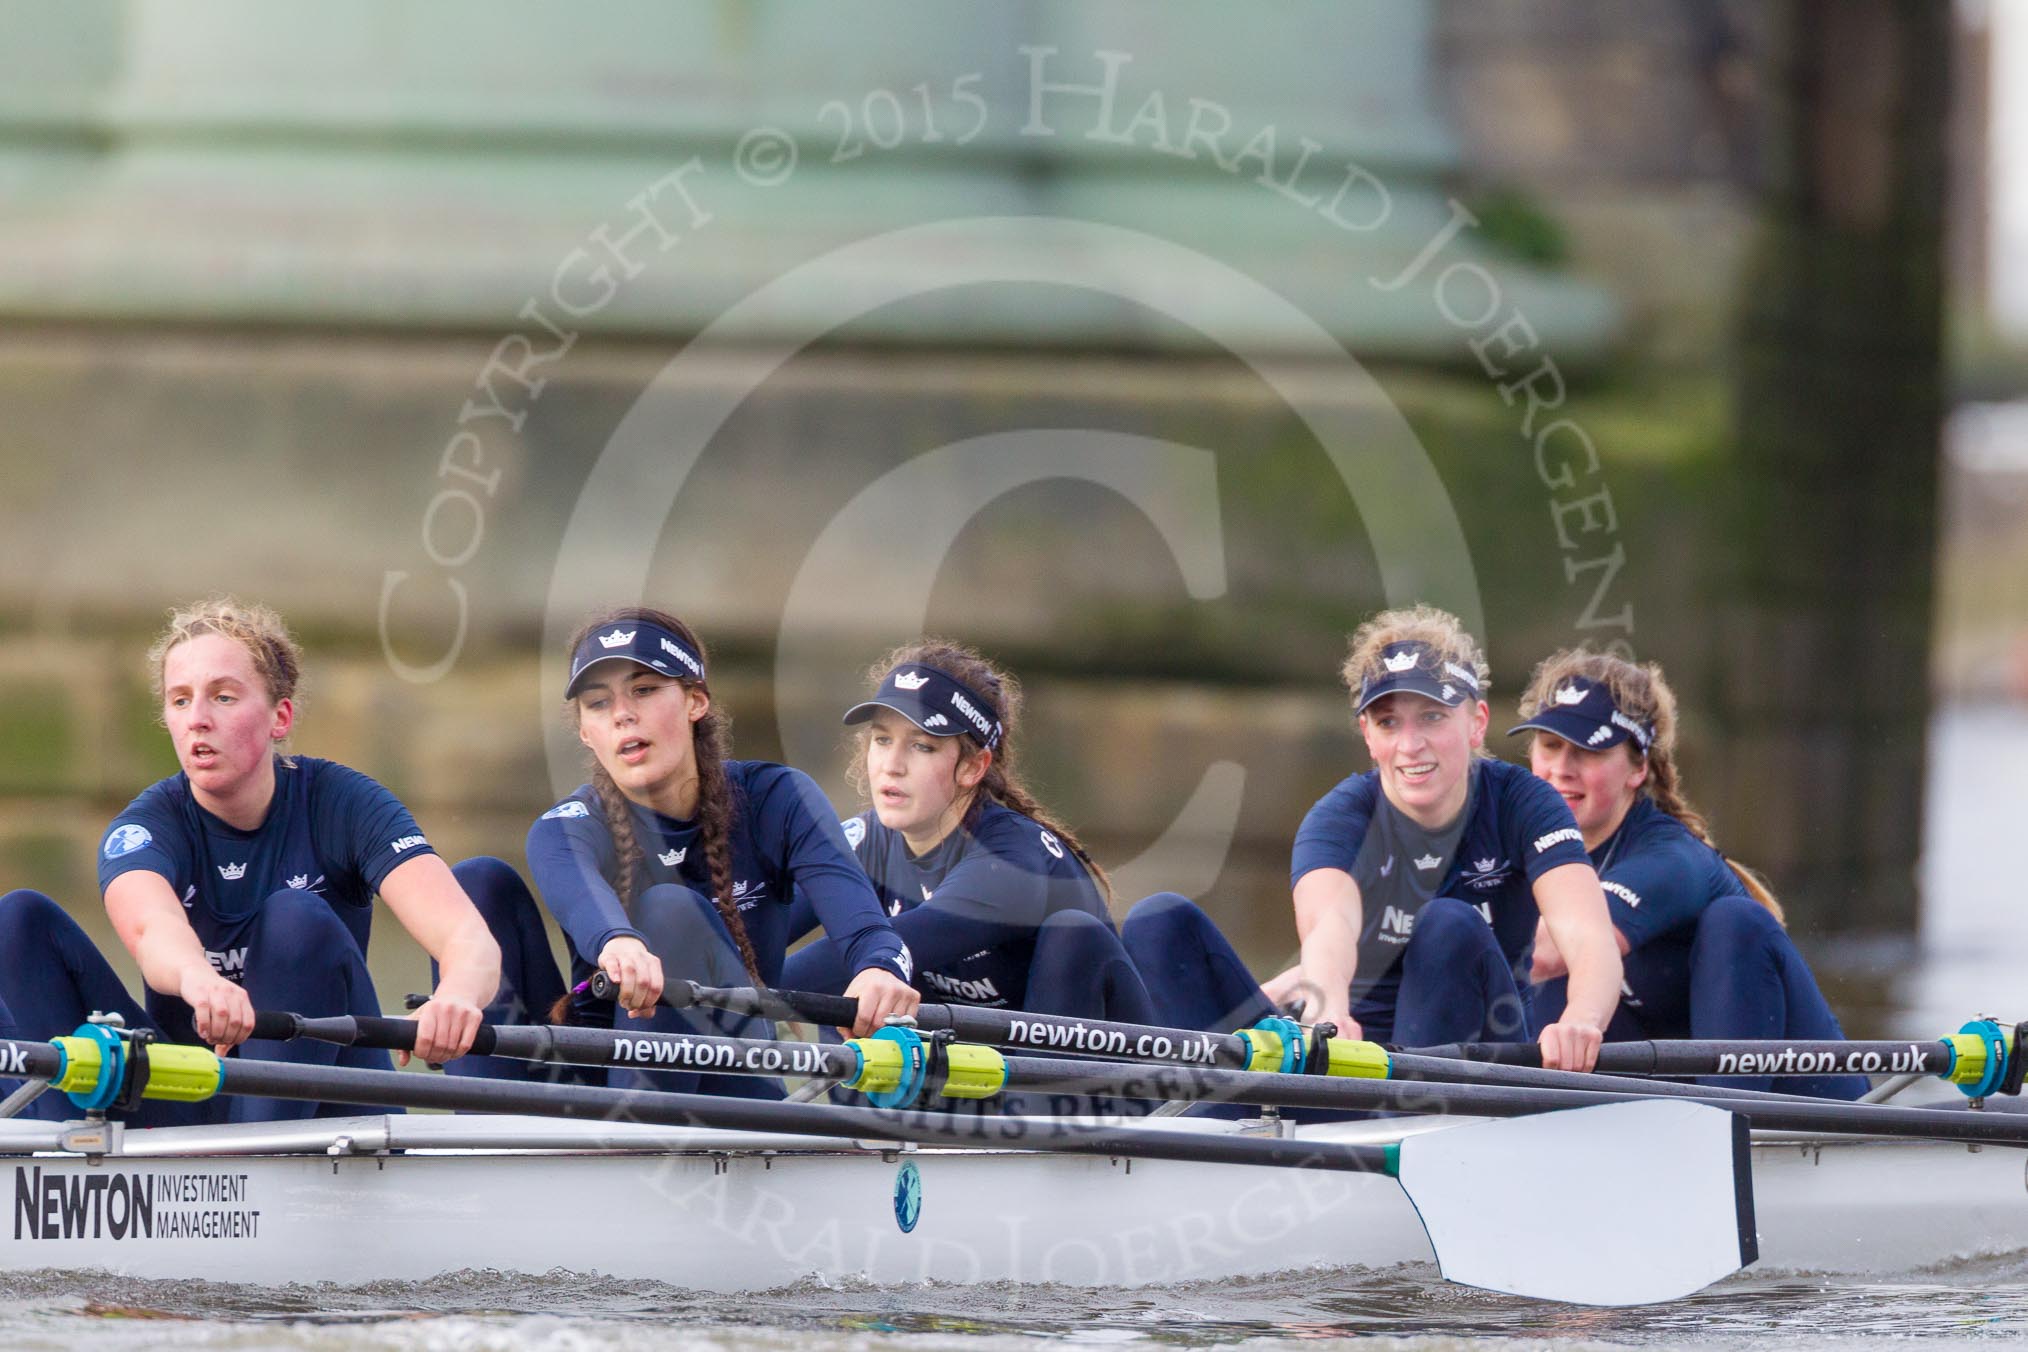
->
<box><xmin>445</xmin><ymin>606</ymin><xmax>917</xmax><ymax>1096</ymax></box>
<box><xmin>1511</xmin><ymin>648</ymin><xmax>1868</xmax><ymax>1097</ymax></box>
<box><xmin>1126</xmin><ymin>604</ymin><xmax>1623</xmax><ymax>1071</ymax></box>
<box><xmin>781</xmin><ymin>640</ymin><xmax>1155</xmax><ymax>1025</ymax></box>
<box><xmin>0</xmin><ymin>597</ymin><xmax>499</xmax><ymax>1123</ymax></box>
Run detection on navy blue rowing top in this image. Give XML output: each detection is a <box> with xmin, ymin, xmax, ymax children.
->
<box><xmin>525</xmin><ymin>760</ymin><xmax>908</xmax><ymax>986</ymax></box>
<box><xmin>1290</xmin><ymin>758</ymin><xmax>1592</xmax><ymax>1009</ymax></box>
<box><xmin>1591</xmin><ymin>796</ymin><xmax>1745</xmax><ymax>947</ymax></box>
<box><xmin>825</xmin><ymin>800</ymin><xmax>1112</xmax><ymax>1007</ymax></box>
<box><xmin>97</xmin><ymin>755</ymin><xmax>434</xmax><ymax>965</ymax></box>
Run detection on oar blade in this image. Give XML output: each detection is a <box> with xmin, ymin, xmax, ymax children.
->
<box><xmin>1395</xmin><ymin>1099</ymin><xmax>1756</xmax><ymax>1306</ymax></box>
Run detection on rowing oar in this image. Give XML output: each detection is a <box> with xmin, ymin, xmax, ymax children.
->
<box><xmin>0</xmin><ymin>1028</ymin><xmax>1753</xmax><ymax>1305</ymax></box>
<box><xmin>245</xmin><ymin>1011</ymin><xmax>2028</xmax><ymax>1145</ymax></box>
<box><xmin>1413</xmin><ymin>1020</ymin><xmax>2028</xmax><ymax>1100</ymax></box>
<box><xmin>661</xmin><ymin>980</ymin><xmax>1831</xmax><ymax>1106</ymax></box>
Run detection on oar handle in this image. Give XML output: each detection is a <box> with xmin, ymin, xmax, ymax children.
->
<box><xmin>674</xmin><ymin>981</ymin><xmax>863</xmax><ymax>1029</ymax></box>
<box><xmin>250</xmin><ymin>1011</ymin><xmax>498</xmax><ymax>1057</ymax></box>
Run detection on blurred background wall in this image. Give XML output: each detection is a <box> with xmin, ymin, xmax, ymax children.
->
<box><xmin>0</xmin><ymin>0</ymin><xmax>2018</xmax><ymax>1028</ymax></box>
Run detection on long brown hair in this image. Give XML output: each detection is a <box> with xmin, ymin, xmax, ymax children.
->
<box><xmin>850</xmin><ymin>639</ymin><xmax>1113</xmax><ymax>905</ymax></box>
<box><xmin>1516</xmin><ymin>648</ymin><xmax>1785</xmax><ymax>924</ymax></box>
<box><xmin>551</xmin><ymin>606</ymin><xmax>760</xmax><ymax>1021</ymax></box>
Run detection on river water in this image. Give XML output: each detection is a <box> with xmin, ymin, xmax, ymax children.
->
<box><xmin>4</xmin><ymin>704</ymin><xmax>2027</xmax><ymax>1348</ymax></box>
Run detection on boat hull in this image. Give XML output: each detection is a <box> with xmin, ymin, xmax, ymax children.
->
<box><xmin>2</xmin><ymin>1115</ymin><xmax>2023</xmax><ymax>1288</ymax></box>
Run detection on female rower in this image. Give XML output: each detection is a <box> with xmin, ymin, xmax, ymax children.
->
<box><xmin>0</xmin><ymin>598</ymin><xmax>498</xmax><ymax>1123</ymax></box>
<box><xmin>1126</xmin><ymin>604</ymin><xmax>1623</xmax><ymax>1070</ymax></box>
<box><xmin>779</xmin><ymin>641</ymin><xmax>1155</xmax><ymax>1023</ymax></box>
<box><xmin>1511</xmin><ymin>649</ymin><xmax>1869</xmax><ymax>1097</ymax></box>
<box><xmin>448</xmin><ymin>607</ymin><xmax>917</xmax><ymax>1095</ymax></box>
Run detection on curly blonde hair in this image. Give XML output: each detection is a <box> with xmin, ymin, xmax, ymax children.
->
<box><xmin>1340</xmin><ymin>604</ymin><xmax>1493</xmax><ymax>757</ymax></box>
<box><xmin>1517</xmin><ymin>648</ymin><xmax>1784</xmax><ymax>925</ymax></box>
<box><xmin>147</xmin><ymin>596</ymin><xmax>303</xmax><ymax>713</ymax></box>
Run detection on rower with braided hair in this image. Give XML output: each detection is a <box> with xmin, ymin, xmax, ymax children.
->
<box><xmin>1511</xmin><ymin>648</ymin><xmax>1867</xmax><ymax>1098</ymax></box>
<box><xmin>446</xmin><ymin>607</ymin><xmax>916</xmax><ymax>1096</ymax></box>
<box><xmin>780</xmin><ymin>640</ymin><xmax>1154</xmax><ymax>1024</ymax></box>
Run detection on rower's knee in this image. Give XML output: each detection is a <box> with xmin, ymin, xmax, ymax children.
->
<box><xmin>451</xmin><ymin>855</ymin><xmax>535</xmax><ymax>924</ymax></box>
<box><xmin>253</xmin><ymin>887</ymin><xmax>362</xmax><ymax>957</ymax></box>
<box><xmin>1692</xmin><ymin>894</ymin><xmax>1783</xmax><ymax>960</ymax></box>
<box><xmin>1402</xmin><ymin>897</ymin><xmax>1497</xmax><ymax>970</ymax></box>
<box><xmin>1036</xmin><ymin>907</ymin><xmax>1114</xmax><ymax>953</ymax></box>
<box><xmin>0</xmin><ymin>889</ymin><xmax>72</xmax><ymax>955</ymax></box>
<box><xmin>1121</xmin><ymin>891</ymin><xmax>1208</xmax><ymax>950</ymax></box>
<box><xmin>633</xmin><ymin>884</ymin><xmax>751</xmax><ymax>988</ymax></box>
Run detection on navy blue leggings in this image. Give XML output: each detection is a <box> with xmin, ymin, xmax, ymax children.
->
<box><xmin>783</xmin><ymin>906</ymin><xmax>1158</xmax><ymax>1024</ymax></box>
<box><xmin>1120</xmin><ymin>893</ymin><xmax>1277</xmax><ymax>1034</ymax></box>
<box><xmin>1121</xmin><ymin>893</ymin><xmax>1529</xmax><ymax>1048</ymax></box>
<box><xmin>1529</xmin><ymin>895</ymin><xmax>1867</xmax><ymax>1099</ymax></box>
<box><xmin>0</xmin><ymin>887</ymin><xmax>394</xmax><ymax>1124</ymax></box>
<box><xmin>445</xmin><ymin>857</ymin><xmax>778</xmax><ymax>1098</ymax></box>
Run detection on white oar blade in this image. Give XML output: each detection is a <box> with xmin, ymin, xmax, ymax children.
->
<box><xmin>1395</xmin><ymin>1099</ymin><xmax>1756</xmax><ymax>1306</ymax></box>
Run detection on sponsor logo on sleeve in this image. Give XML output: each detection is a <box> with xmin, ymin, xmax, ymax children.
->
<box><xmin>389</xmin><ymin>835</ymin><xmax>428</xmax><ymax>854</ymax></box>
<box><xmin>103</xmin><ymin>824</ymin><xmax>153</xmax><ymax>859</ymax></box>
<box><xmin>541</xmin><ymin>800</ymin><xmax>591</xmax><ymax>820</ymax></box>
<box><xmin>892</xmin><ymin>945</ymin><xmax>913</xmax><ymax>981</ymax></box>
<box><xmin>1601</xmin><ymin>880</ymin><xmax>1642</xmax><ymax>908</ymax></box>
<box><xmin>1532</xmin><ymin>827</ymin><xmax>1583</xmax><ymax>855</ymax></box>
<box><xmin>1038</xmin><ymin>829</ymin><xmax>1064</xmax><ymax>860</ymax></box>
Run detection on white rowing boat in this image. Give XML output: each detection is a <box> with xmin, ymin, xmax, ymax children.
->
<box><xmin>4</xmin><ymin>1106</ymin><xmax>2023</xmax><ymax>1290</ymax></box>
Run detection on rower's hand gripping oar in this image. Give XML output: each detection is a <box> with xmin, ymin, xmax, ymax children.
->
<box><xmin>3</xmin><ymin>1027</ymin><xmax>1758</xmax><ymax>1306</ymax></box>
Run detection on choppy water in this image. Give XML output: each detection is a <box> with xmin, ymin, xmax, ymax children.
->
<box><xmin>5</xmin><ymin>1259</ymin><xmax>2028</xmax><ymax>1351</ymax></box>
